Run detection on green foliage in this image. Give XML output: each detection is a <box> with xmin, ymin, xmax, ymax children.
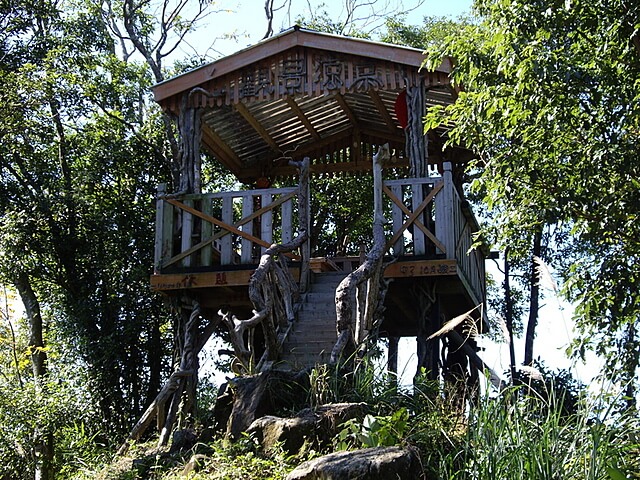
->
<box><xmin>0</xmin><ymin>0</ymin><xmax>175</xmax><ymax>437</ymax></box>
<box><xmin>335</xmin><ymin>407</ymin><xmax>409</xmax><ymax>450</ymax></box>
<box><xmin>439</xmin><ymin>386</ymin><xmax>640</xmax><ymax>479</ymax></box>
<box><xmin>0</xmin><ymin>375</ymin><xmax>106</xmax><ymax>480</ymax></box>
<box><xmin>425</xmin><ymin>0</ymin><xmax>640</xmax><ymax>399</ymax></box>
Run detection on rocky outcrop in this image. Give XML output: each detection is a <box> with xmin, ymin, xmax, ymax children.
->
<box><xmin>286</xmin><ymin>446</ymin><xmax>422</xmax><ymax>480</ymax></box>
<box><xmin>247</xmin><ymin>402</ymin><xmax>367</xmax><ymax>454</ymax></box>
<box><xmin>224</xmin><ymin>370</ymin><xmax>310</xmax><ymax>440</ymax></box>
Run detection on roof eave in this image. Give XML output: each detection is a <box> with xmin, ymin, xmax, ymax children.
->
<box><xmin>152</xmin><ymin>27</ymin><xmax>451</xmax><ymax>103</ymax></box>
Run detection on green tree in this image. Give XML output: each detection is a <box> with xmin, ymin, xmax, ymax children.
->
<box><xmin>425</xmin><ymin>0</ymin><xmax>640</xmax><ymax>404</ymax></box>
<box><xmin>0</xmin><ymin>0</ymin><xmax>174</xmax><ymax>453</ymax></box>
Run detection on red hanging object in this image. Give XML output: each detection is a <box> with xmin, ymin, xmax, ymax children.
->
<box><xmin>394</xmin><ymin>90</ymin><xmax>408</xmax><ymax>129</ymax></box>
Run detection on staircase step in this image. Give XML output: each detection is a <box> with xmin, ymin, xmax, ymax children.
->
<box><xmin>304</xmin><ymin>292</ymin><xmax>338</xmax><ymax>303</ymax></box>
<box><xmin>300</xmin><ymin>302</ymin><xmax>335</xmax><ymax>311</ymax></box>
<box><xmin>311</xmin><ymin>272</ymin><xmax>348</xmax><ymax>285</ymax></box>
<box><xmin>308</xmin><ymin>283</ymin><xmax>338</xmax><ymax>294</ymax></box>
<box><xmin>280</xmin><ymin>351</ymin><xmax>332</xmax><ymax>363</ymax></box>
<box><xmin>287</xmin><ymin>328</ymin><xmax>336</xmax><ymax>339</ymax></box>
<box><xmin>298</xmin><ymin>312</ymin><xmax>335</xmax><ymax>322</ymax></box>
<box><xmin>287</xmin><ymin>329</ymin><xmax>338</xmax><ymax>345</ymax></box>
<box><xmin>287</xmin><ymin>342</ymin><xmax>335</xmax><ymax>353</ymax></box>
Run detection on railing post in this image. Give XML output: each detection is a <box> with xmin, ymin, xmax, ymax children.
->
<box><xmin>411</xmin><ymin>180</ymin><xmax>426</xmax><ymax>255</ymax></box>
<box><xmin>241</xmin><ymin>194</ymin><xmax>253</xmax><ymax>264</ymax></box>
<box><xmin>438</xmin><ymin>161</ymin><xmax>456</xmax><ymax>259</ymax></box>
<box><xmin>299</xmin><ymin>157</ymin><xmax>311</xmax><ymax>293</ymax></box>
<box><xmin>261</xmin><ymin>193</ymin><xmax>273</xmax><ymax>254</ymax></box>
<box><xmin>154</xmin><ymin>183</ymin><xmax>166</xmax><ymax>274</ymax></box>
<box><xmin>390</xmin><ymin>184</ymin><xmax>404</xmax><ymax>256</ymax></box>
<box><xmin>181</xmin><ymin>199</ymin><xmax>193</xmax><ymax>267</ymax></box>
<box><xmin>221</xmin><ymin>196</ymin><xmax>233</xmax><ymax>265</ymax></box>
<box><xmin>201</xmin><ymin>196</ymin><xmax>213</xmax><ymax>266</ymax></box>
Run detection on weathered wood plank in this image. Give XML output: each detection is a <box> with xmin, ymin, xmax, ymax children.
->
<box><xmin>221</xmin><ymin>196</ymin><xmax>233</xmax><ymax>265</ymax></box>
<box><xmin>161</xmin><ymin>191</ymin><xmax>297</xmax><ymax>269</ymax></box>
<box><xmin>261</xmin><ymin>193</ymin><xmax>273</xmax><ymax>254</ymax></box>
<box><xmin>167</xmin><ymin>198</ymin><xmax>301</xmax><ymax>262</ymax></box>
<box><xmin>181</xmin><ymin>199</ymin><xmax>193</xmax><ymax>267</ymax></box>
<box><xmin>151</xmin><ymin>269</ymin><xmax>301</xmax><ymax>291</ymax></box>
<box><xmin>154</xmin><ymin>184</ymin><xmax>168</xmax><ymax>272</ymax></box>
<box><xmin>385</xmin><ymin>182</ymin><xmax>443</xmax><ymax>253</ymax></box>
<box><xmin>389</xmin><ymin>184</ymin><xmax>404</xmax><ymax>256</ymax></box>
<box><xmin>383</xmin><ymin>184</ymin><xmax>447</xmax><ymax>254</ymax></box>
<box><xmin>384</xmin><ymin>259</ymin><xmax>457</xmax><ymax>278</ymax></box>
<box><xmin>411</xmin><ymin>181</ymin><xmax>426</xmax><ymax>255</ymax></box>
<box><xmin>282</xmin><ymin>198</ymin><xmax>292</xmax><ymax>244</ymax></box>
<box><xmin>241</xmin><ymin>194</ymin><xmax>254</xmax><ymax>263</ymax></box>
<box><xmin>201</xmin><ymin>197</ymin><xmax>213</xmax><ymax>266</ymax></box>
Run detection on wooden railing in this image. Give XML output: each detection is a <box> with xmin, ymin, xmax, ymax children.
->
<box><xmin>383</xmin><ymin>161</ymin><xmax>485</xmax><ymax>305</ymax></box>
<box><xmin>154</xmin><ymin>185</ymin><xmax>300</xmax><ymax>272</ymax></box>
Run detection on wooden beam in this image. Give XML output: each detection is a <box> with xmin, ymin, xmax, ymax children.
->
<box><xmin>385</xmin><ymin>182</ymin><xmax>444</xmax><ymax>252</ymax></box>
<box><xmin>151</xmin><ymin>268</ymin><xmax>300</xmax><ymax>291</ymax></box>
<box><xmin>285</xmin><ymin>96</ymin><xmax>321</xmax><ymax>140</ymax></box>
<box><xmin>164</xmin><ymin>198</ymin><xmax>300</xmax><ymax>259</ymax></box>
<box><xmin>201</xmin><ymin>123</ymin><xmax>243</xmax><ymax>171</ymax></box>
<box><xmin>334</xmin><ymin>93</ymin><xmax>359</xmax><ymax>125</ymax></box>
<box><xmin>234</xmin><ymin>102</ymin><xmax>280</xmax><ymax>152</ymax></box>
<box><xmin>161</xmin><ymin>191</ymin><xmax>297</xmax><ymax>269</ymax></box>
<box><xmin>384</xmin><ymin>259</ymin><xmax>457</xmax><ymax>278</ymax></box>
<box><xmin>368</xmin><ymin>89</ymin><xmax>397</xmax><ymax>133</ymax></box>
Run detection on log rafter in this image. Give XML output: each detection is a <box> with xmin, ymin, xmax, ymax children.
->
<box><xmin>368</xmin><ymin>89</ymin><xmax>397</xmax><ymax>133</ymax></box>
<box><xmin>285</xmin><ymin>96</ymin><xmax>321</xmax><ymax>140</ymax></box>
<box><xmin>201</xmin><ymin>123</ymin><xmax>243</xmax><ymax>171</ymax></box>
<box><xmin>234</xmin><ymin>101</ymin><xmax>280</xmax><ymax>152</ymax></box>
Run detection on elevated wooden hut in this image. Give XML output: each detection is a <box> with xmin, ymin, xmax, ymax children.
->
<box><xmin>151</xmin><ymin>26</ymin><xmax>488</xmax><ymax>385</ymax></box>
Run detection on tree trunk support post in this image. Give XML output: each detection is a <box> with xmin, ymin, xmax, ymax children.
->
<box><xmin>332</xmin><ymin>144</ymin><xmax>390</xmax><ymax>364</ymax></box>
<box><xmin>405</xmin><ymin>81</ymin><xmax>428</xmax><ymax>178</ymax></box>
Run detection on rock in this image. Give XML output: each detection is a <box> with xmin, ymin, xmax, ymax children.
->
<box><xmin>212</xmin><ymin>382</ymin><xmax>233</xmax><ymax>433</ymax></box>
<box><xmin>248</xmin><ymin>414</ymin><xmax>315</xmax><ymax>454</ymax></box>
<box><xmin>169</xmin><ymin>428</ymin><xmax>197</xmax><ymax>454</ymax></box>
<box><xmin>248</xmin><ymin>403</ymin><xmax>367</xmax><ymax>454</ymax></box>
<box><xmin>226</xmin><ymin>370</ymin><xmax>310</xmax><ymax>440</ymax></box>
<box><xmin>181</xmin><ymin>454</ymin><xmax>208</xmax><ymax>476</ymax></box>
<box><xmin>286</xmin><ymin>446</ymin><xmax>421</xmax><ymax>480</ymax></box>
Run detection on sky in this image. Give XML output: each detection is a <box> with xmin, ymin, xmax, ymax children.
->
<box><xmin>173</xmin><ymin>0</ymin><xmax>474</xmax><ymax>61</ymax></box>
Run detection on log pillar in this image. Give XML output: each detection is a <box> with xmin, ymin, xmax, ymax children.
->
<box><xmin>387</xmin><ymin>336</ymin><xmax>399</xmax><ymax>386</ymax></box>
<box><xmin>405</xmin><ymin>81</ymin><xmax>428</xmax><ymax>178</ymax></box>
<box><xmin>415</xmin><ymin>284</ymin><xmax>440</xmax><ymax>383</ymax></box>
<box><xmin>177</xmin><ymin>92</ymin><xmax>204</xmax><ymax>194</ymax></box>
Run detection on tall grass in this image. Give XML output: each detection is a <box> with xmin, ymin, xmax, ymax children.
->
<box><xmin>436</xmin><ymin>384</ymin><xmax>639</xmax><ymax>479</ymax></box>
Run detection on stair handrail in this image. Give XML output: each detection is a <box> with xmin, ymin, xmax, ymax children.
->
<box><xmin>331</xmin><ymin>145</ymin><xmax>390</xmax><ymax>364</ymax></box>
<box><xmin>236</xmin><ymin>158</ymin><xmax>310</xmax><ymax>373</ymax></box>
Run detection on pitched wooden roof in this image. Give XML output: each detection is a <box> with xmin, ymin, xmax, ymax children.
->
<box><xmin>153</xmin><ymin>26</ymin><xmax>456</xmax><ymax>183</ymax></box>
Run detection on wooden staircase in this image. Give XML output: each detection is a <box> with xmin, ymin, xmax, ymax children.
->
<box><xmin>277</xmin><ymin>272</ymin><xmax>347</xmax><ymax>370</ymax></box>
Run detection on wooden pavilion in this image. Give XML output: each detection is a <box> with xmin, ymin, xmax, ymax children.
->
<box><xmin>150</xmin><ymin>26</ymin><xmax>489</xmax><ymax>386</ymax></box>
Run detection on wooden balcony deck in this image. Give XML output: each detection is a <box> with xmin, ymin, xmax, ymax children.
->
<box><xmin>151</xmin><ymin>162</ymin><xmax>485</xmax><ymax>314</ymax></box>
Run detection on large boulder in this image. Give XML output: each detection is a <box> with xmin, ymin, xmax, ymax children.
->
<box><xmin>286</xmin><ymin>446</ymin><xmax>422</xmax><ymax>480</ymax></box>
<box><xmin>248</xmin><ymin>402</ymin><xmax>367</xmax><ymax>454</ymax></box>
<box><xmin>225</xmin><ymin>370</ymin><xmax>310</xmax><ymax>440</ymax></box>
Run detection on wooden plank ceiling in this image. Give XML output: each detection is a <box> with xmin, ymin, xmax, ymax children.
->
<box><xmin>153</xmin><ymin>27</ymin><xmax>457</xmax><ymax>184</ymax></box>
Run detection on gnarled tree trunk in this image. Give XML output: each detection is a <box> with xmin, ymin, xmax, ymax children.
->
<box><xmin>331</xmin><ymin>145</ymin><xmax>390</xmax><ymax>364</ymax></box>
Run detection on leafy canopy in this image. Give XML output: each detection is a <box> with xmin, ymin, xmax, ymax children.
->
<box><xmin>425</xmin><ymin>0</ymin><xmax>640</xmax><ymax>395</ymax></box>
